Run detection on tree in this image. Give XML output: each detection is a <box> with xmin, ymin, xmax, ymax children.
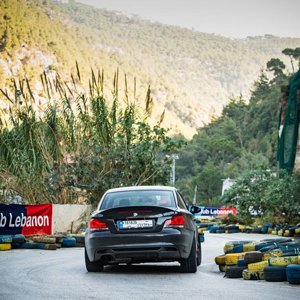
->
<box><xmin>250</xmin><ymin>69</ymin><xmax>270</xmax><ymax>99</ymax></box>
<box><xmin>221</xmin><ymin>170</ymin><xmax>274</xmax><ymax>219</ymax></box>
<box><xmin>292</xmin><ymin>47</ymin><xmax>300</xmax><ymax>68</ymax></box>
<box><xmin>266</xmin><ymin>58</ymin><xmax>286</xmax><ymax>84</ymax></box>
<box><xmin>221</xmin><ymin>170</ymin><xmax>300</xmax><ymax>224</ymax></box>
<box><xmin>282</xmin><ymin>48</ymin><xmax>296</xmax><ymax>73</ymax></box>
<box><xmin>193</xmin><ymin>160</ymin><xmax>223</xmax><ymax>204</ymax></box>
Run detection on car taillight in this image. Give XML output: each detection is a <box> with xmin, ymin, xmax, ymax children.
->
<box><xmin>164</xmin><ymin>215</ymin><xmax>185</xmax><ymax>228</ymax></box>
<box><xmin>89</xmin><ymin>218</ymin><xmax>108</xmax><ymax>231</ymax></box>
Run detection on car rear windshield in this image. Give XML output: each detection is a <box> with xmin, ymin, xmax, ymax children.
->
<box><xmin>100</xmin><ymin>190</ymin><xmax>176</xmax><ymax>210</ymax></box>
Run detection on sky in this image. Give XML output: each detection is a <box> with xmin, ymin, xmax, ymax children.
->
<box><xmin>76</xmin><ymin>0</ymin><xmax>300</xmax><ymax>38</ymax></box>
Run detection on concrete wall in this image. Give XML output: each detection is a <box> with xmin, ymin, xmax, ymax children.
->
<box><xmin>53</xmin><ymin>204</ymin><xmax>92</xmax><ymax>233</ymax></box>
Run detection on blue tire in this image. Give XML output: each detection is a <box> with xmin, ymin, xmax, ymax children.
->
<box><xmin>264</xmin><ymin>266</ymin><xmax>287</xmax><ymax>282</ymax></box>
<box><xmin>287</xmin><ymin>264</ymin><xmax>300</xmax><ymax>284</ymax></box>
<box><xmin>21</xmin><ymin>242</ymin><xmax>37</xmax><ymax>249</ymax></box>
<box><xmin>0</xmin><ymin>235</ymin><xmax>13</xmax><ymax>243</ymax></box>
<box><xmin>62</xmin><ymin>237</ymin><xmax>76</xmax><ymax>247</ymax></box>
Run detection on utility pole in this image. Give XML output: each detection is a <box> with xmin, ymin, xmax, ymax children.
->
<box><xmin>170</xmin><ymin>154</ymin><xmax>179</xmax><ymax>186</ymax></box>
<box><xmin>192</xmin><ymin>185</ymin><xmax>197</xmax><ymax>205</ymax></box>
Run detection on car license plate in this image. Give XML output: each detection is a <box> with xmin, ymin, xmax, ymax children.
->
<box><xmin>117</xmin><ymin>220</ymin><xmax>153</xmax><ymax>229</ymax></box>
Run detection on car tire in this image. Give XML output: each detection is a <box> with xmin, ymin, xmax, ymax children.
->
<box><xmin>197</xmin><ymin>241</ymin><xmax>202</xmax><ymax>266</ymax></box>
<box><xmin>85</xmin><ymin>248</ymin><xmax>104</xmax><ymax>272</ymax></box>
<box><xmin>180</xmin><ymin>239</ymin><xmax>197</xmax><ymax>273</ymax></box>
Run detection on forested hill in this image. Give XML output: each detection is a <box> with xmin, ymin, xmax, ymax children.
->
<box><xmin>0</xmin><ymin>0</ymin><xmax>299</xmax><ymax>137</ymax></box>
<box><xmin>175</xmin><ymin>67</ymin><xmax>291</xmax><ymax>203</ymax></box>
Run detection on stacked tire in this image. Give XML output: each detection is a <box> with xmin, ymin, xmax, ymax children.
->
<box><xmin>286</xmin><ymin>265</ymin><xmax>300</xmax><ymax>284</ymax></box>
<box><xmin>0</xmin><ymin>235</ymin><xmax>12</xmax><ymax>251</ymax></box>
<box><xmin>216</xmin><ymin>238</ymin><xmax>300</xmax><ymax>284</ymax></box>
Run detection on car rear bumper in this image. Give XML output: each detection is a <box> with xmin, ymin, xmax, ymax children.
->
<box><xmin>85</xmin><ymin>228</ymin><xmax>193</xmax><ymax>263</ymax></box>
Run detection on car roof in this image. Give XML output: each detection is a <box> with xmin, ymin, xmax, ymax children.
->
<box><xmin>104</xmin><ymin>185</ymin><xmax>177</xmax><ymax>193</ymax></box>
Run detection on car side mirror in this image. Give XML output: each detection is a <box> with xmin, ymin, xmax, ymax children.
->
<box><xmin>188</xmin><ymin>205</ymin><xmax>201</xmax><ymax>214</ymax></box>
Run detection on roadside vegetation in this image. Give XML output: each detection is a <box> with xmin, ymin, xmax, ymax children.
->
<box><xmin>0</xmin><ymin>67</ymin><xmax>183</xmax><ymax>205</ymax></box>
<box><xmin>176</xmin><ymin>49</ymin><xmax>300</xmax><ymax>224</ymax></box>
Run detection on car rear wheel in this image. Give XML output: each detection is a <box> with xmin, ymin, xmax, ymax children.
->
<box><xmin>180</xmin><ymin>239</ymin><xmax>197</xmax><ymax>273</ymax></box>
<box><xmin>85</xmin><ymin>248</ymin><xmax>104</xmax><ymax>272</ymax></box>
<box><xmin>197</xmin><ymin>241</ymin><xmax>202</xmax><ymax>266</ymax></box>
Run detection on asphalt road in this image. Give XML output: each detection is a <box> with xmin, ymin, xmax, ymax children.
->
<box><xmin>0</xmin><ymin>233</ymin><xmax>299</xmax><ymax>300</ymax></box>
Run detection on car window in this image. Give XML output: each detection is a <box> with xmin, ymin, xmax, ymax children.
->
<box><xmin>100</xmin><ymin>190</ymin><xmax>176</xmax><ymax>209</ymax></box>
<box><xmin>176</xmin><ymin>192</ymin><xmax>187</xmax><ymax>210</ymax></box>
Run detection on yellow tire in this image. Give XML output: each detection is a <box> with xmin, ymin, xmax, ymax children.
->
<box><xmin>223</xmin><ymin>242</ymin><xmax>234</xmax><ymax>254</ymax></box>
<box><xmin>269</xmin><ymin>256</ymin><xmax>298</xmax><ymax>266</ymax></box>
<box><xmin>0</xmin><ymin>243</ymin><xmax>11</xmax><ymax>251</ymax></box>
<box><xmin>238</xmin><ymin>225</ymin><xmax>245</xmax><ymax>231</ymax></box>
<box><xmin>198</xmin><ymin>228</ymin><xmax>205</xmax><ymax>234</ymax></box>
<box><xmin>298</xmin><ymin>255</ymin><xmax>300</xmax><ymax>264</ymax></box>
<box><xmin>268</xmin><ymin>249</ymin><xmax>284</xmax><ymax>257</ymax></box>
<box><xmin>215</xmin><ymin>255</ymin><xmax>226</xmax><ymax>265</ymax></box>
<box><xmin>242</xmin><ymin>269</ymin><xmax>264</xmax><ymax>280</ymax></box>
<box><xmin>295</xmin><ymin>228</ymin><xmax>300</xmax><ymax>234</ymax></box>
<box><xmin>263</xmin><ymin>253</ymin><xmax>270</xmax><ymax>261</ymax></box>
<box><xmin>225</xmin><ymin>253</ymin><xmax>245</xmax><ymax>265</ymax></box>
<box><xmin>271</xmin><ymin>230</ymin><xmax>277</xmax><ymax>235</ymax></box>
<box><xmin>278</xmin><ymin>229</ymin><xmax>283</xmax><ymax>236</ymax></box>
<box><xmin>267</xmin><ymin>227</ymin><xmax>273</xmax><ymax>234</ymax></box>
<box><xmin>243</xmin><ymin>243</ymin><xmax>256</xmax><ymax>252</ymax></box>
<box><xmin>248</xmin><ymin>261</ymin><xmax>269</xmax><ymax>271</ymax></box>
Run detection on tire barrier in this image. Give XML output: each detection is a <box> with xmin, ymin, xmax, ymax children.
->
<box><xmin>72</xmin><ymin>235</ymin><xmax>85</xmax><ymax>247</ymax></box>
<box><xmin>20</xmin><ymin>242</ymin><xmax>37</xmax><ymax>249</ymax></box>
<box><xmin>216</xmin><ymin>238</ymin><xmax>300</xmax><ymax>285</ymax></box>
<box><xmin>33</xmin><ymin>236</ymin><xmax>56</xmax><ymax>244</ymax></box>
<box><xmin>248</xmin><ymin>261</ymin><xmax>269</xmax><ymax>271</ymax></box>
<box><xmin>242</xmin><ymin>269</ymin><xmax>264</xmax><ymax>280</ymax></box>
<box><xmin>264</xmin><ymin>266</ymin><xmax>287</xmax><ymax>282</ymax></box>
<box><xmin>62</xmin><ymin>237</ymin><xmax>76</xmax><ymax>247</ymax></box>
<box><xmin>242</xmin><ymin>243</ymin><xmax>256</xmax><ymax>252</ymax></box>
<box><xmin>215</xmin><ymin>255</ymin><xmax>226</xmax><ymax>265</ymax></box>
<box><xmin>0</xmin><ymin>243</ymin><xmax>11</xmax><ymax>251</ymax></box>
<box><xmin>225</xmin><ymin>253</ymin><xmax>245</xmax><ymax>265</ymax></box>
<box><xmin>12</xmin><ymin>234</ymin><xmax>26</xmax><ymax>248</ymax></box>
<box><xmin>244</xmin><ymin>251</ymin><xmax>264</xmax><ymax>264</ymax></box>
<box><xmin>0</xmin><ymin>233</ymin><xmax>85</xmax><ymax>251</ymax></box>
<box><xmin>36</xmin><ymin>243</ymin><xmax>57</xmax><ymax>250</ymax></box>
<box><xmin>286</xmin><ymin>264</ymin><xmax>300</xmax><ymax>284</ymax></box>
<box><xmin>269</xmin><ymin>256</ymin><xmax>299</xmax><ymax>267</ymax></box>
<box><xmin>0</xmin><ymin>235</ymin><xmax>13</xmax><ymax>243</ymax></box>
<box><xmin>223</xmin><ymin>240</ymin><xmax>253</xmax><ymax>254</ymax></box>
<box><xmin>225</xmin><ymin>265</ymin><xmax>247</xmax><ymax>278</ymax></box>
<box><xmin>267</xmin><ymin>242</ymin><xmax>300</xmax><ymax>257</ymax></box>
<box><xmin>237</xmin><ymin>258</ymin><xmax>247</xmax><ymax>267</ymax></box>
<box><xmin>196</xmin><ymin>221</ymin><xmax>300</xmax><ymax>238</ymax></box>
<box><xmin>219</xmin><ymin>265</ymin><xmax>226</xmax><ymax>272</ymax></box>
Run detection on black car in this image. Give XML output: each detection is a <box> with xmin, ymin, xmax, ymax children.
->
<box><xmin>85</xmin><ymin>186</ymin><xmax>201</xmax><ymax>273</ymax></box>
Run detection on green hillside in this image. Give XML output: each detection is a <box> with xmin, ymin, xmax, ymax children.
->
<box><xmin>0</xmin><ymin>0</ymin><xmax>299</xmax><ymax>137</ymax></box>
<box><xmin>175</xmin><ymin>64</ymin><xmax>296</xmax><ymax>204</ymax></box>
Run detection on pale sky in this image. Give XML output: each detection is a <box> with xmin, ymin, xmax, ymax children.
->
<box><xmin>76</xmin><ymin>0</ymin><xmax>300</xmax><ymax>38</ymax></box>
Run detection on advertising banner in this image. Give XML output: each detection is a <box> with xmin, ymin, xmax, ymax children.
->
<box><xmin>0</xmin><ymin>204</ymin><xmax>52</xmax><ymax>235</ymax></box>
<box><xmin>194</xmin><ymin>206</ymin><xmax>237</xmax><ymax>218</ymax></box>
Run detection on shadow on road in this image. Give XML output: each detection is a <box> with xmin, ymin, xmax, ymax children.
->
<box><xmin>102</xmin><ymin>263</ymin><xmax>181</xmax><ymax>274</ymax></box>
